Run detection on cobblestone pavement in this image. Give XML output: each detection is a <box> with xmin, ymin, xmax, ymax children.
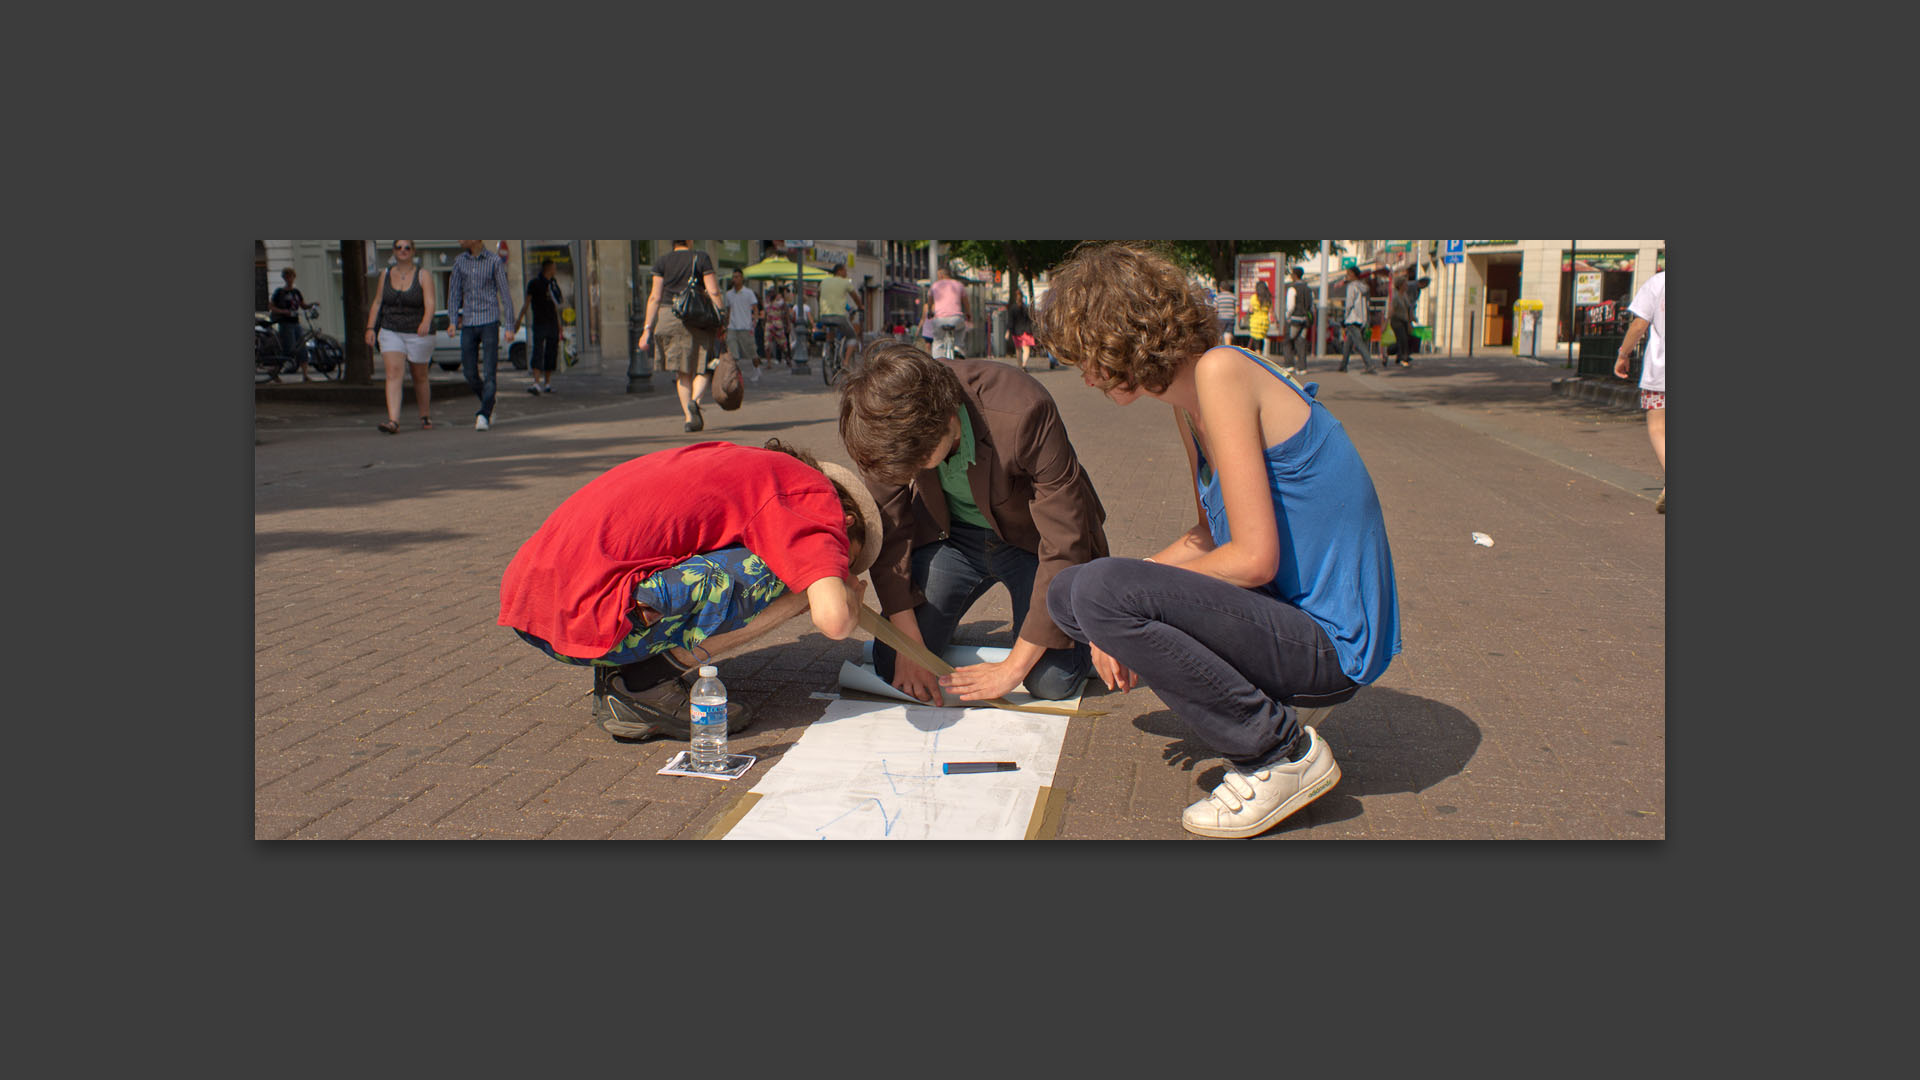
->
<box><xmin>255</xmin><ymin>348</ymin><xmax>1664</xmax><ymax>840</ymax></box>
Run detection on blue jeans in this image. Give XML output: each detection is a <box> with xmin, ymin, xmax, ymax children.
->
<box><xmin>872</xmin><ymin>521</ymin><xmax>1091</xmax><ymax>701</ymax></box>
<box><xmin>275</xmin><ymin>321</ymin><xmax>300</xmax><ymax>365</ymax></box>
<box><xmin>1048</xmin><ymin>558</ymin><xmax>1354</xmax><ymax>766</ymax></box>
<box><xmin>460</xmin><ymin>322</ymin><xmax>500</xmax><ymax>417</ymax></box>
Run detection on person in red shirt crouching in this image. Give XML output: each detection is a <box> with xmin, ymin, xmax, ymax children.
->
<box><xmin>498</xmin><ymin>439</ymin><xmax>884</xmax><ymax>742</ymax></box>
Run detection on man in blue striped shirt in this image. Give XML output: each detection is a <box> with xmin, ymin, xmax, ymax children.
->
<box><xmin>449</xmin><ymin>240</ymin><xmax>518</xmax><ymax>430</ymax></box>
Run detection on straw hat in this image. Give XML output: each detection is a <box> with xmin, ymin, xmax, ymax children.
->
<box><xmin>817</xmin><ymin>461</ymin><xmax>884</xmax><ymax>576</ymax></box>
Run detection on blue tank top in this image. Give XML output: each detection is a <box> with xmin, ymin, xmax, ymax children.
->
<box><xmin>1190</xmin><ymin>347</ymin><xmax>1402</xmax><ymax>684</ymax></box>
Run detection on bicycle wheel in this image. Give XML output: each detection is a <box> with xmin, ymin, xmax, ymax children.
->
<box><xmin>309</xmin><ymin>336</ymin><xmax>345</xmax><ymax>380</ymax></box>
<box><xmin>821</xmin><ymin>335</ymin><xmax>840</xmax><ymax>385</ymax></box>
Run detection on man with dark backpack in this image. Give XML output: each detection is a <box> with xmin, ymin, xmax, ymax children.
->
<box><xmin>1282</xmin><ymin>266</ymin><xmax>1315</xmax><ymax>373</ymax></box>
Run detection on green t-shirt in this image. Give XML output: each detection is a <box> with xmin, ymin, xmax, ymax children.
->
<box><xmin>935</xmin><ymin>405</ymin><xmax>990</xmax><ymax>529</ymax></box>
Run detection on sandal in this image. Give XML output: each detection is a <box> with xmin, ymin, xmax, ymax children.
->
<box><xmin>420</xmin><ymin>417</ymin><xmax>433</xmax><ymax>429</ymax></box>
<box><xmin>378</xmin><ymin>420</ymin><xmax>399</xmax><ymax>435</ymax></box>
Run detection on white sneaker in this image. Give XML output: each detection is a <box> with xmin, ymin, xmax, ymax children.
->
<box><xmin>1181</xmin><ymin>727</ymin><xmax>1340</xmax><ymax>838</ymax></box>
<box><xmin>475</xmin><ymin>414</ymin><xmax>490</xmax><ymax>431</ymax></box>
<box><xmin>541</xmin><ymin>383</ymin><xmax>555</xmax><ymax>394</ymax></box>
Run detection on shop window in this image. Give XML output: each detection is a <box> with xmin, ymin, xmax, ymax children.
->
<box><xmin>1559</xmin><ymin>252</ymin><xmax>1638</xmax><ymax>342</ymax></box>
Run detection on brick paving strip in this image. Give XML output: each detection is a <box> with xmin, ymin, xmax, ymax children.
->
<box><xmin>256</xmin><ymin>354</ymin><xmax>1662</xmax><ymax>840</ymax></box>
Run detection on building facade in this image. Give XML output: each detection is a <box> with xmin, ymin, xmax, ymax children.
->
<box><xmin>1287</xmin><ymin>240</ymin><xmax>1666</xmax><ymax>358</ymax></box>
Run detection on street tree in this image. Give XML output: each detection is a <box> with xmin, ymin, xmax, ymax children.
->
<box><xmin>932</xmin><ymin>240</ymin><xmax>1081</xmax><ymax>304</ymax></box>
<box><xmin>340</xmin><ymin>240</ymin><xmax>374</xmax><ymax>383</ymax></box>
<box><xmin>1159</xmin><ymin>241</ymin><xmax>1331</xmax><ymax>290</ymax></box>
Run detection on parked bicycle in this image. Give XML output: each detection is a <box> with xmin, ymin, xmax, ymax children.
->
<box><xmin>254</xmin><ymin>303</ymin><xmax>343</xmax><ymax>382</ymax></box>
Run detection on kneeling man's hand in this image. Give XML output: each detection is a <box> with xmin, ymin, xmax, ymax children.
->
<box><xmin>940</xmin><ymin>658</ymin><xmax>1027</xmax><ymax>702</ymax></box>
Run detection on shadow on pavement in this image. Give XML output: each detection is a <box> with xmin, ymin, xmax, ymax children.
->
<box><xmin>1135</xmin><ymin>683</ymin><xmax>1481</xmax><ymax>815</ymax></box>
<box><xmin>254</xmin><ymin>527</ymin><xmax>475</xmax><ymax>557</ymax></box>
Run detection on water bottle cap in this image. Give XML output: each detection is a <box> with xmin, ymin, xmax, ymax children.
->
<box><xmin>698</xmin><ymin>665</ymin><xmax>718</xmax><ymax>677</ymax></box>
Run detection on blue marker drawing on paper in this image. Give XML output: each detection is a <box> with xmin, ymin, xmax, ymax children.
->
<box><xmin>880</xmin><ymin>758</ymin><xmax>942</xmax><ymax>796</ymax></box>
<box><xmin>814</xmin><ymin>797</ymin><xmax>904</xmax><ymax>837</ymax></box>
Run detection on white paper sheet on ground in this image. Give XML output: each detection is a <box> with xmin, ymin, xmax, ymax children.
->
<box><xmin>721</xmin><ymin>691</ymin><xmax>1080</xmax><ymax>841</ymax></box>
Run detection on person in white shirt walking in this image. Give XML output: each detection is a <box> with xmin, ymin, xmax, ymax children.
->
<box><xmin>723</xmin><ymin>269</ymin><xmax>763</xmax><ymax>384</ymax></box>
<box><xmin>1338</xmin><ymin>265</ymin><xmax>1378</xmax><ymax>373</ymax></box>
<box><xmin>1614</xmin><ymin>270</ymin><xmax>1666</xmax><ymax>513</ymax></box>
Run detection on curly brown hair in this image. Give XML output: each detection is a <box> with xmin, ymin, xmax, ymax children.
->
<box><xmin>762</xmin><ymin>438</ymin><xmax>867</xmax><ymax>553</ymax></box>
<box><xmin>1035</xmin><ymin>243</ymin><xmax>1220</xmax><ymax>395</ymax></box>
<box><xmin>835</xmin><ymin>340</ymin><xmax>965</xmax><ymax>486</ymax></box>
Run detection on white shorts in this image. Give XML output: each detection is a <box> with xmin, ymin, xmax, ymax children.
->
<box><xmin>377</xmin><ymin>329</ymin><xmax>433</xmax><ymax>365</ymax></box>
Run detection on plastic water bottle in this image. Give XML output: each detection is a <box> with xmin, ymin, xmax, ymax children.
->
<box><xmin>689</xmin><ymin>665</ymin><xmax>728</xmax><ymax>772</ymax></box>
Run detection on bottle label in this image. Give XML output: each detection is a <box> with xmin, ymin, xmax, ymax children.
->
<box><xmin>691</xmin><ymin>702</ymin><xmax>727</xmax><ymax>728</ymax></box>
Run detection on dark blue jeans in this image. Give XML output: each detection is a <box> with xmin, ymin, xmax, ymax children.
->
<box><xmin>275</xmin><ymin>321</ymin><xmax>300</xmax><ymax>365</ymax></box>
<box><xmin>1047</xmin><ymin>558</ymin><xmax>1354</xmax><ymax>766</ymax></box>
<box><xmin>460</xmin><ymin>322</ymin><xmax>500</xmax><ymax>417</ymax></box>
<box><xmin>872</xmin><ymin>521</ymin><xmax>1092</xmax><ymax>701</ymax></box>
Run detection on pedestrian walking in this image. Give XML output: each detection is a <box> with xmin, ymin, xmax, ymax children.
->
<box><xmin>1008</xmin><ymin>291</ymin><xmax>1038</xmax><ymax>370</ymax></box>
<box><xmin>268</xmin><ymin>268</ymin><xmax>311</xmax><ymax>381</ymax></box>
<box><xmin>1614</xmin><ymin>269</ymin><xmax>1666</xmax><ymax>513</ymax></box>
<box><xmin>1212</xmin><ymin>281</ymin><xmax>1237</xmax><ymax>345</ymax></box>
<box><xmin>1387</xmin><ymin>263</ymin><xmax>1430</xmax><ymax>369</ymax></box>
<box><xmin>364</xmin><ymin>241</ymin><xmax>437</xmax><ymax>433</ymax></box>
<box><xmin>836</xmin><ymin>342</ymin><xmax>1106</xmax><ymax>706</ymax></box>
<box><xmin>1247</xmin><ymin>280</ymin><xmax>1273</xmax><ymax>356</ymax></box>
<box><xmin>762</xmin><ymin>284</ymin><xmax>794</xmax><ymax>372</ymax></box>
<box><xmin>927</xmin><ymin>263</ymin><xmax>969</xmax><ymax>359</ymax></box>
<box><xmin>1338</xmin><ymin>264</ymin><xmax>1378</xmax><ymax>373</ymax></box>
<box><xmin>497</xmin><ymin>440</ymin><xmax>883</xmax><ymax>742</ymax></box>
<box><xmin>636</xmin><ymin>241</ymin><xmax>725</xmax><ymax>432</ymax></box>
<box><xmin>517</xmin><ymin>258</ymin><xmax>565</xmax><ymax>395</ymax></box>
<box><xmin>723</xmin><ymin>269</ymin><xmax>763</xmax><ymax>385</ymax></box>
<box><xmin>1036</xmin><ymin>243</ymin><xmax>1402</xmax><ymax>839</ymax></box>
<box><xmin>1282</xmin><ymin>266</ymin><xmax>1315</xmax><ymax>372</ymax></box>
<box><xmin>447</xmin><ymin>240</ymin><xmax>518</xmax><ymax>431</ymax></box>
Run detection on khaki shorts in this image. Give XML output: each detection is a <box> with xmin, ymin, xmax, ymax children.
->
<box><xmin>654</xmin><ymin>314</ymin><xmax>715</xmax><ymax>375</ymax></box>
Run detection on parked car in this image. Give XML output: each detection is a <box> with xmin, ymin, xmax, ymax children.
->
<box><xmin>431</xmin><ymin>311</ymin><xmax>528</xmax><ymax>371</ymax></box>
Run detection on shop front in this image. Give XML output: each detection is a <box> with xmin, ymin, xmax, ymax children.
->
<box><xmin>1558</xmin><ymin>250</ymin><xmax>1639</xmax><ymax>344</ymax></box>
<box><xmin>1464</xmin><ymin>242</ymin><xmax>1522</xmax><ymax>350</ymax></box>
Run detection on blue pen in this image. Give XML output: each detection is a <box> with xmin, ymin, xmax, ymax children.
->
<box><xmin>943</xmin><ymin>762</ymin><xmax>1019</xmax><ymax>774</ymax></box>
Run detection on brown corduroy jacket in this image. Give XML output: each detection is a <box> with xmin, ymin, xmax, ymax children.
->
<box><xmin>862</xmin><ymin>358</ymin><xmax>1109</xmax><ymax>651</ymax></box>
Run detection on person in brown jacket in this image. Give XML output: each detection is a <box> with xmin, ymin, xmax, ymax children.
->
<box><xmin>838</xmin><ymin>341</ymin><xmax>1107</xmax><ymax>704</ymax></box>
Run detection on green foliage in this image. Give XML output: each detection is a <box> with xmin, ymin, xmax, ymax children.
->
<box><xmin>920</xmin><ymin>240</ymin><xmax>1336</xmax><ymax>291</ymax></box>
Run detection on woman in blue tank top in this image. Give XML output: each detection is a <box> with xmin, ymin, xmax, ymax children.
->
<box><xmin>1039</xmin><ymin>244</ymin><xmax>1401</xmax><ymax>839</ymax></box>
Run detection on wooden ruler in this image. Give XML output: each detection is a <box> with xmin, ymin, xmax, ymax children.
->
<box><xmin>855</xmin><ymin>606</ymin><xmax>1107</xmax><ymax>718</ymax></box>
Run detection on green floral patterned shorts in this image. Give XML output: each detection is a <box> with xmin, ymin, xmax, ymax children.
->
<box><xmin>514</xmin><ymin>546</ymin><xmax>788</xmax><ymax>666</ymax></box>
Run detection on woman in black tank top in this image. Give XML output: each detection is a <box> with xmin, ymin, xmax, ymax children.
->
<box><xmin>365</xmin><ymin>240</ymin><xmax>438</xmax><ymax>433</ymax></box>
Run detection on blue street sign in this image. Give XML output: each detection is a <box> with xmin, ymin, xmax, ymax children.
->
<box><xmin>1443</xmin><ymin>239</ymin><xmax>1464</xmax><ymax>264</ymax></box>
